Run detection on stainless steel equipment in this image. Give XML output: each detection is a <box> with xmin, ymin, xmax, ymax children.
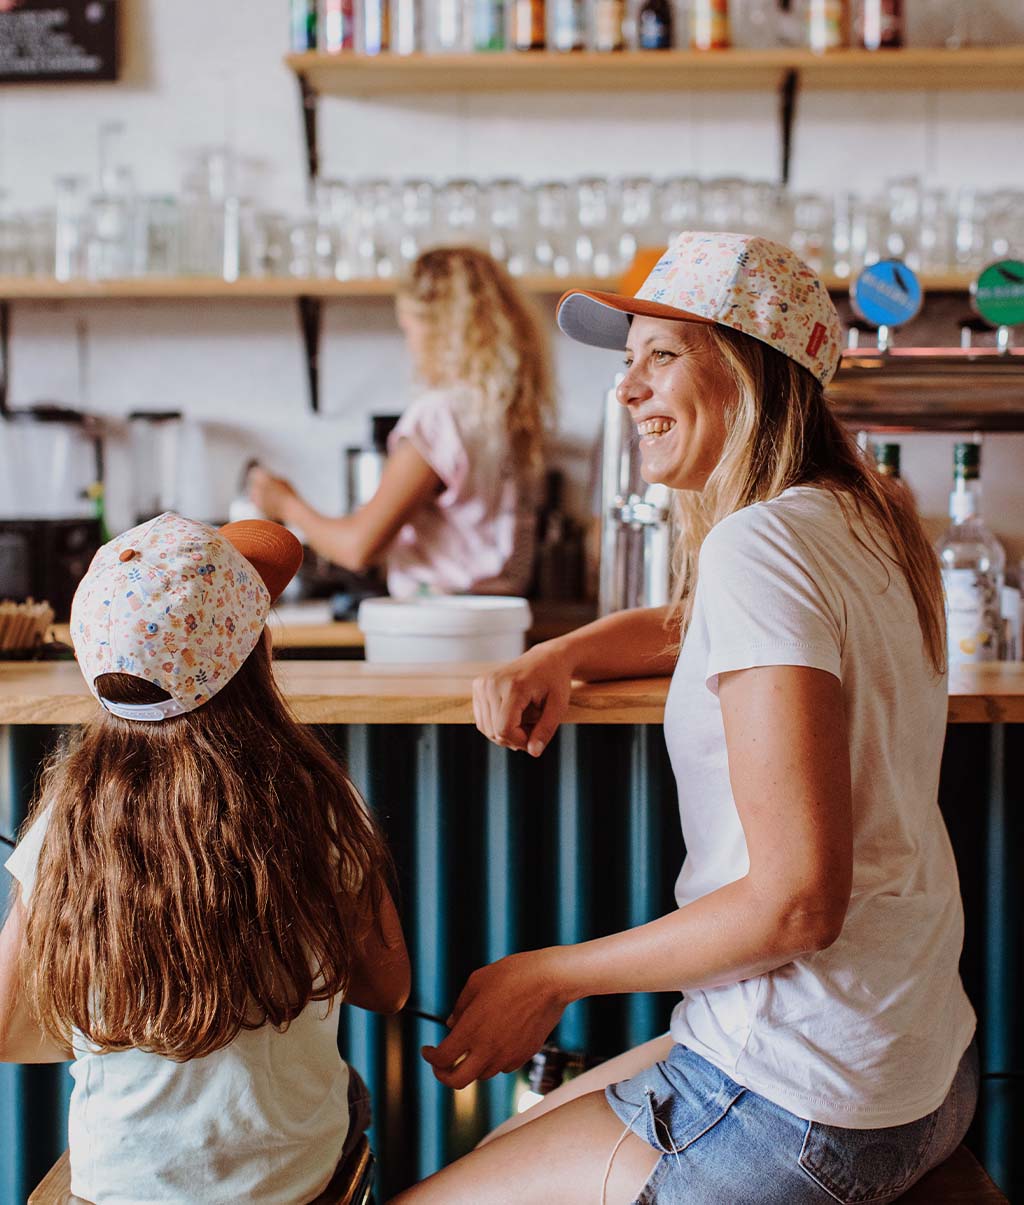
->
<box><xmin>597</xmin><ymin>375</ymin><xmax>674</xmax><ymax>616</ymax></box>
<box><xmin>128</xmin><ymin>409</ymin><xmax>182</xmax><ymax>523</ymax></box>
<box><xmin>343</xmin><ymin>413</ymin><xmax>400</xmax><ymax>513</ymax></box>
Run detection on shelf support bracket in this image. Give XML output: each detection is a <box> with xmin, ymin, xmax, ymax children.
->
<box><xmin>779</xmin><ymin>67</ymin><xmax>799</xmax><ymax>187</ymax></box>
<box><xmin>0</xmin><ymin>301</ymin><xmax>10</xmax><ymax>417</ymax></box>
<box><xmin>297</xmin><ymin>295</ymin><xmax>322</xmax><ymax>413</ymax></box>
<box><xmin>296</xmin><ymin>71</ymin><xmax>320</xmax><ymax>195</ymax></box>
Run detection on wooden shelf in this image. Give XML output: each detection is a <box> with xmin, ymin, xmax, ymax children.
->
<box><xmin>285</xmin><ymin>47</ymin><xmax>1024</xmax><ymax>98</ymax></box>
<box><xmin>0</xmin><ymin>272</ymin><xmax>980</xmax><ymax>301</ymax></box>
<box><xmin>0</xmin><ymin>274</ymin><xmax>607</xmax><ymax>300</ymax></box>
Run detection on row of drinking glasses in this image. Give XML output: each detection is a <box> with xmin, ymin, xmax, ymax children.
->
<box><xmin>1</xmin><ymin>173</ymin><xmax>1020</xmax><ymax>282</ymax></box>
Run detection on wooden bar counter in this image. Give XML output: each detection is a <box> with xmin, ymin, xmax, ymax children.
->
<box><xmin>1</xmin><ymin>658</ymin><xmax>1023</xmax><ymax>726</ymax></box>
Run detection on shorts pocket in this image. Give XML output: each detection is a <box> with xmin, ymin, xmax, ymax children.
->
<box><xmin>642</xmin><ymin>1078</ymin><xmax>745</xmax><ymax>1156</ymax></box>
<box><xmin>798</xmin><ymin>1109</ymin><xmax>939</xmax><ymax>1204</ymax></box>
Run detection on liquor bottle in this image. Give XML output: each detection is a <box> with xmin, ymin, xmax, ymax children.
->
<box><xmin>361</xmin><ymin>0</ymin><xmax>390</xmax><ymax>52</ymax></box>
<box><xmin>855</xmin><ymin>0</ymin><xmax>902</xmax><ymax>50</ymax></box>
<box><xmin>637</xmin><ymin>0</ymin><xmax>672</xmax><ymax>49</ymax></box>
<box><xmin>513</xmin><ymin>0</ymin><xmax>545</xmax><ymax>48</ymax></box>
<box><xmin>807</xmin><ymin>0</ymin><xmax>848</xmax><ymax>52</ymax></box>
<box><xmin>594</xmin><ymin>0</ymin><xmax>625</xmax><ymax>50</ymax></box>
<box><xmin>472</xmin><ymin>0</ymin><xmax>506</xmax><ymax>49</ymax></box>
<box><xmin>873</xmin><ymin>441</ymin><xmax>900</xmax><ymax>479</ymax></box>
<box><xmin>290</xmin><ymin>0</ymin><xmax>317</xmax><ymax>50</ymax></box>
<box><xmin>936</xmin><ymin>442</ymin><xmax>1006</xmax><ymax>665</ymax></box>
<box><xmin>324</xmin><ymin>0</ymin><xmax>356</xmax><ymax>50</ymax></box>
<box><xmin>690</xmin><ymin>0</ymin><xmax>729</xmax><ymax>49</ymax></box>
<box><xmin>551</xmin><ymin>0</ymin><xmax>585</xmax><ymax>49</ymax></box>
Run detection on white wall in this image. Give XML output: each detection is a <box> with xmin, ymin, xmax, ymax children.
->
<box><xmin>1</xmin><ymin>0</ymin><xmax>1023</xmax><ymax>570</ymax></box>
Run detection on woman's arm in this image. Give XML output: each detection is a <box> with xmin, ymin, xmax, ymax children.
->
<box><xmin>344</xmin><ymin>885</ymin><xmax>412</xmax><ymax>1015</ymax></box>
<box><xmin>248</xmin><ymin>441</ymin><xmax>443</xmax><ymax>573</ymax></box>
<box><xmin>0</xmin><ymin>889</ymin><xmax>72</xmax><ymax>1063</ymax></box>
<box><xmin>473</xmin><ymin>607</ymin><xmax>678</xmax><ymax>756</ymax></box>
<box><xmin>428</xmin><ymin>663</ymin><xmax>853</xmax><ymax>1087</ymax></box>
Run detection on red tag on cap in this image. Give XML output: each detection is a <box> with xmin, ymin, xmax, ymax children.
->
<box><xmin>119</xmin><ymin>549</ymin><xmax>138</xmax><ymax>563</ymax></box>
<box><xmin>806</xmin><ymin>323</ymin><xmax>827</xmax><ymax>358</ymax></box>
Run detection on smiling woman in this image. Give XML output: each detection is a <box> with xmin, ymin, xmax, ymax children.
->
<box><xmin>389</xmin><ymin>232</ymin><xmax>975</xmax><ymax>1205</ymax></box>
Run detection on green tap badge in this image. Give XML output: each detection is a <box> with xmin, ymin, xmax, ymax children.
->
<box><xmin>971</xmin><ymin>260</ymin><xmax>1024</xmax><ymax>328</ymax></box>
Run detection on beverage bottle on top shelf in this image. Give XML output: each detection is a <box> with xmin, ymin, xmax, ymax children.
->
<box><xmin>807</xmin><ymin>0</ymin><xmax>848</xmax><ymax>52</ymax></box>
<box><xmin>551</xmin><ymin>0</ymin><xmax>586</xmax><ymax>50</ymax></box>
<box><xmin>289</xmin><ymin>0</ymin><xmax>317</xmax><ymax>50</ymax></box>
<box><xmin>513</xmin><ymin>0</ymin><xmax>545</xmax><ymax>48</ymax></box>
<box><xmin>324</xmin><ymin>0</ymin><xmax>356</xmax><ymax>50</ymax></box>
<box><xmin>472</xmin><ymin>0</ymin><xmax>506</xmax><ymax>49</ymax></box>
<box><xmin>594</xmin><ymin>0</ymin><xmax>626</xmax><ymax>50</ymax></box>
<box><xmin>936</xmin><ymin>442</ymin><xmax>1006</xmax><ymax>666</ymax></box>
<box><xmin>638</xmin><ymin>0</ymin><xmax>673</xmax><ymax>49</ymax></box>
<box><xmin>854</xmin><ymin>0</ymin><xmax>903</xmax><ymax>49</ymax></box>
<box><xmin>690</xmin><ymin>0</ymin><xmax>729</xmax><ymax>49</ymax></box>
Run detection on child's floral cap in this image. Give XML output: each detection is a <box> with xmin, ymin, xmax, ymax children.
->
<box><xmin>557</xmin><ymin>230</ymin><xmax>843</xmax><ymax>385</ymax></box>
<box><xmin>70</xmin><ymin>513</ymin><xmax>302</xmax><ymax>723</ymax></box>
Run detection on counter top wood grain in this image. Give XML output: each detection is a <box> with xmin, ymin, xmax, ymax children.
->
<box><xmin>1</xmin><ymin>660</ymin><xmax>1022</xmax><ymax>726</ymax></box>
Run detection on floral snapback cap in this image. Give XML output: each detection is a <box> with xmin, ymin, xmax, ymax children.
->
<box><xmin>70</xmin><ymin>512</ymin><xmax>297</xmax><ymax>722</ymax></box>
<box><xmin>557</xmin><ymin>230</ymin><xmax>844</xmax><ymax>385</ymax></box>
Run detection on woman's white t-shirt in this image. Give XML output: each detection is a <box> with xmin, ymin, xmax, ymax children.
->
<box><xmin>667</xmin><ymin>485</ymin><xmax>976</xmax><ymax>1129</ymax></box>
<box><xmin>385</xmin><ymin>386</ymin><xmax>536</xmax><ymax>599</ymax></box>
<box><xmin>5</xmin><ymin>811</ymin><xmax>349</xmax><ymax>1205</ymax></box>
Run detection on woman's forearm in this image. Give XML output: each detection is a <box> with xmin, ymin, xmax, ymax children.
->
<box><xmin>551</xmin><ymin>875</ymin><xmax>841</xmax><ymax>1007</ymax></box>
<box><xmin>547</xmin><ymin>606</ymin><xmax>679</xmax><ymax>681</ymax></box>
<box><xmin>279</xmin><ymin>497</ymin><xmax>372</xmax><ymax>572</ymax></box>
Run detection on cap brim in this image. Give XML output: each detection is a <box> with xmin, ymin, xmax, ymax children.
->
<box><xmin>557</xmin><ymin>289</ymin><xmax>715</xmax><ymax>350</ymax></box>
<box><xmin>219</xmin><ymin>520</ymin><xmax>303</xmax><ymax>603</ymax></box>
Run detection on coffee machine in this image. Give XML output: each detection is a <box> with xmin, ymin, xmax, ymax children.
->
<box><xmin>0</xmin><ymin>405</ymin><xmax>104</xmax><ymax>620</ymax></box>
<box><xmin>597</xmin><ymin>376</ymin><xmax>674</xmax><ymax>616</ymax></box>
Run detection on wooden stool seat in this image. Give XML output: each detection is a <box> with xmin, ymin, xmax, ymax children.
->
<box><xmin>29</xmin><ymin>1135</ymin><xmax>374</xmax><ymax>1205</ymax></box>
<box><xmin>895</xmin><ymin>1144</ymin><xmax>1007</xmax><ymax>1202</ymax></box>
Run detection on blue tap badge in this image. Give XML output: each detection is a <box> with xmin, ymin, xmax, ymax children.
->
<box><xmin>850</xmin><ymin>260</ymin><xmax>923</xmax><ymax>329</ymax></box>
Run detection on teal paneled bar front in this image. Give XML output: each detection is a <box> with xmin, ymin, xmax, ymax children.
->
<box><xmin>0</xmin><ymin>662</ymin><xmax>1021</xmax><ymax>1201</ymax></box>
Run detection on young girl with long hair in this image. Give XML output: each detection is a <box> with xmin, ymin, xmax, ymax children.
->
<box><xmin>0</xmin><ymin>513</ymin><xmax>410</xmax><ymax>1204</ymax></box>
<box><xmin>393</xmin><ymin>233</ymin><xmax>976</xmax><ymax>1204</ymax></box>
<box><xmin>250</xmin><ymin>245</ymin><xmax>556</xmax><ymax>598</ymax></box>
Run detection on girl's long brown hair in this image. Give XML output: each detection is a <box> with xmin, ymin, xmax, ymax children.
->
<box><xmin>397</xmin><ymin>246</ymin><xmax>555</xmax><ymax>479</ymax></box>
<box><xmin>668</xmin><ymin>324</ymin><xmax>946</xmax><ymax>675</ymax></box>
<box><xmin>23</xmin><ymin>634</ymin><xmax>394</xmax><ymax>1061</ymax></box>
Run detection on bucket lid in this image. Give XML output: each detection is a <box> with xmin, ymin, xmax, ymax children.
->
<box><xmin>357</xmin><ymin>595</ymin><xmax>532</xmax><ymax>636</ymax></box>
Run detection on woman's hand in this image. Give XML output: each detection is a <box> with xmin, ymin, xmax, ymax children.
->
<box><xmin>472</xmin><ymin>641</ymin><xmax>574</xmax><ymax>757</ymax></box>
<box><xmin>248</xmin><ymin>466</ymin><xmax>299</xmax><ymax>523</ymax></box>
<box><xmin>421</xmin><ymin>949</ymin><xmax>570</xmax><ymax>1090</ymax></box>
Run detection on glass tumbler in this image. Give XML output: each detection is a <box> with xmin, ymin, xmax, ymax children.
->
<box><xmin>532</xmin><ymin>181</ymin><xmax>572</xmax><ymax>278</ymax></box>
<box><xmin>397</xmin><ymin>178</ymin><xmax>437</xmax><ymax>266</ymax></box>
<box><xmin>54</xmin><ymin>175</ymin><xmax>90</xmax><ymax>281</ymax></box>
<box><xmin>134</xmin><ymin>196</ymin><xmax>181</xmax><ymax>276</ymax></box>
<box><xmin>574</xmin><ymin>176</ymin><xmax>617</xmax><ymax>277</ymax></box>
<box><xmin>485</xmin><ymin>179</ymin><xmax>527</xmax><ymax>274</ymax></box>
<box><xmin>437</xmin><ymin>179</ymin><xmax>483</xmax><ymax>246</ymax></box>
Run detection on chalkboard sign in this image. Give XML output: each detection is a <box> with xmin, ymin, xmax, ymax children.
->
<box><xmin>0</xmin><ymin>1</ymin><xmax>118</xmax><ymax>83</ymax></box>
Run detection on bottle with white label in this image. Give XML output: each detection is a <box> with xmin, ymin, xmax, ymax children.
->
<box><xmin>936</xmin><ymin>441</ymin><xmax>1006</xmax><ymax>665</ymax></box>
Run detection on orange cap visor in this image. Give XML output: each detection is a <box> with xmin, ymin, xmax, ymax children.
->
<box><xmin>219</xmin><ymin>520</ymin><xmax>303</xmax><ymax>604</ymax></box>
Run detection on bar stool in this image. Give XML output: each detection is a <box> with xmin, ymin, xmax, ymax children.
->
<box><xmin>895</xmin><ymin>1145</ymin><xmax>1007</xmax><ymax>1202</ymax></box>
<box><xmin>28</xmin><ymin>1135</ymin><xmax>374</xmax><ymax>1205</ymax></box>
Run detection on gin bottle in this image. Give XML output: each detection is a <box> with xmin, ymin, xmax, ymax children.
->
<box><xmin>936</xmin><ymin>442</ymin><xmax>1006</xmax><ymax>665</ymax></box>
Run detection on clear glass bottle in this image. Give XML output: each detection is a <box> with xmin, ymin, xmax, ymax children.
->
<box><xmin>593</xmin><ymin>0</ymin><xmax>626</xmax><ymax>50</ymax></box>
<box><xmin>936</xmin><ymin>441</ymin><xmax>1006</xmax><ymax>666</ymax></box>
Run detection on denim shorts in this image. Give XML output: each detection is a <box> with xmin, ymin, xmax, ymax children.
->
<box><xmin>605</xmin><ymin>1040</ymin><xmax>979</xmax><ymax>1204</ymax></box>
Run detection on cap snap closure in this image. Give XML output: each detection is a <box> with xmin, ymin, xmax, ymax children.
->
<box><xmin>119</xmin><ymin>549</ymin><xmax>138</xmax><ymax>563</ymax></box>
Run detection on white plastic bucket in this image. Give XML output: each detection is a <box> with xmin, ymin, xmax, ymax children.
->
<box><xmin>357</xmin><ymin>596</ymin><xmax>532</xmax><ymax>664</ymax></box>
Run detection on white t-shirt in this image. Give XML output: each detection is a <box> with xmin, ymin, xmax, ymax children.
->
<box><xmin>385</xmin><ymin>386</ymin><xmax>536</xmax><ymax>599</ymax></box>
<box><xmin>5</xmin><ymin>808</ymin><xmax>349</xmax><ymax>1205</ymax></box>
<box><xmin>666</xmin><ymin>485</ymin><xmax>975</xmax><ymax>1129</ymax></box>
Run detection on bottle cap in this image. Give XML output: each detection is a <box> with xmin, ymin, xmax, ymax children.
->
<box><xmin>850</xmin><ymin>260</ymin><xmax>923</xmax><ymax>330</ymax></box>
<box><xmin>971</xmin><ymin>259</ymin><xmax>1024</xmax><ymax>329</ymax></box>
<box><xmin>953</xmin><ymin>441</ymin><xmax>981</xmax><ymax>481</ymax></box>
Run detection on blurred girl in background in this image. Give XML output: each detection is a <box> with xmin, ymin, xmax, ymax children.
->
<box><xmin>250</xmin><ymin>246</ymin><xmax>555</xmax><ymax>599</ymax></box>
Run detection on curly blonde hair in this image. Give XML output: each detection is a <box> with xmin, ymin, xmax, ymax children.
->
<box><xmin>396</xmin><ymin>247</ymin><xmax>555</xmax><ymax>478</ymax></box>
<box><xmin>667</xmin><ymin>323</ymin><xmax>946</xmax><ymax>675</ymax></box>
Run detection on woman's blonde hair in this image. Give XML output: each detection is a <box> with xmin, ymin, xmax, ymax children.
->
<box><xmin>397</xmin><ymin>246</ymin><xmax>555</xmax><ymax>477</ymax></box>
<box><xmin>23</xmin><ymin>635</ymin><xmax>394</xmax><ymax>1062</ymax></box>
<box><xmin>667</xmin><ymin>324</ymin><xmax>946</xmax><ymax>675</ymax></box>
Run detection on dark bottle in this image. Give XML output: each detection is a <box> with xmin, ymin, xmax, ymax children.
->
<box><xmin>289</xmin><ymin>0</ymin><xmax>317</xmax><ymax>51</ymax></box>
<box><xmin>513</xmin><ymin>0</ymin><xmax>545</xmax><ymax>48</ymax></box>
<box><xmin>855</xmin><ymin>0</ymin><xmax>902</xmax><ymax>49</ymax></box>
<box><xmin>638</xmin><ymin>0</ymin><xmax>672</xmax><ymax>48</ymax></box>
<box><xmin>533</xmin><ymin>470</ymin><xmax>583</xmax><ymax>601</ymax></box>
<box><xmin>873</xmin><ymin>442</ymin><xmax>901</xmax><ymax>479</ymax></box>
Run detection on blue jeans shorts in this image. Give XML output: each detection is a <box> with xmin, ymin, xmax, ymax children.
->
<box><xmin>605</xmin><ymin>1040</ymin><xmax>979</xmax><ymax>1204</ymax></box>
